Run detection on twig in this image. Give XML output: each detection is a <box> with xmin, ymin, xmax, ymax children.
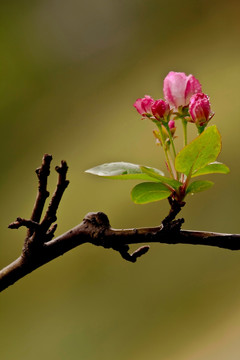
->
<box><xmin>162</xmin><ymin>197</ymin><xmax>185</xmax><ymax>225</ymax></box>
<box><xmin>8</xmin><ymin>218</ymin><xmax>39</xmax><ymax>230</ymax></box>
<box><xmin>28</xmin><ymin>154</ymin><xmax>52</xmax><ymax>236</ymax></box>
<box><xmin>40</xmin><ymin>161</ymin><xmax>69</xmax><ymax>233</ymax></box>
<box><xmin>8</xmin><ymin>155</ymin><xmax>69</xmax><ymax>261</ymax></box>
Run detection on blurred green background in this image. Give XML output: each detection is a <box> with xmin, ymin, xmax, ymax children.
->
<box><xmin>1</xmin><ymin>0</ymin><xmax>240</xmax><ymax>359</ymax></box>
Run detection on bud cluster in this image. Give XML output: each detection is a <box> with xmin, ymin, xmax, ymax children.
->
<box><xmin>133</xmin><ymin>71</ymin><xmax>213</xmax><ymax>132</ymax></box>
<box><xmin>86</xmin><ymin>70</ymin><xmax>228</xmax><ymax>207</ymax></box>
<box><xmin>133</xmin><ymin>71</ymin><xmax>215</xmax><ymax>180</ymax></box>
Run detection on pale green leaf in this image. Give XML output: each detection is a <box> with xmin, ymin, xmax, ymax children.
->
<box><xmin>140</xmin><ymin>166</ymin><xmax>182</xmax><ymax>190</ymax></box>
<box><xmin>85</xmin><ymin>162</ymin><xmax>164</xmax><ymax>181</ymax></box>
<box><xmin>175</xmin><ymin>126</ymin><xmax>222</xmax><ymax>176</ymax></box>
<box><xmin>186</xmin><ymin>180</ymin><xmax>214</xmax><ymax>195</ymax></box>
<box><xmin>131</xmin><ymin>182</ymin><xmax>171</xmax><ymax>204</ymax></box>
<box><xmin>192</xmin><ymin>162</ymin><xmax>230</xmax><ymax>177</ymax></box>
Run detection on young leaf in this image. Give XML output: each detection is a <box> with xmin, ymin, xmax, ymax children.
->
<box><xmin>140</xmin><ymin>166</ymin><xmax>182</xmax><ymax>190</ymax></box>
<box><xmin>191</xmin><ymin>162</ymin><xmax>230</xmax><ymax>177</ymax></box>
<box><xmin>131</xmin><ymin>182</ymin><xmax>171</xmax><ymax>204</ymax></box>
<box><xmin>85</xmin><ymin>162</ymin><xmax>164</xmax><ymax>181</ymax></box>
<box><xmin>175</xmin><ymin>126</ymin><xmax>221</xmax><ymax>176</ymax></box>
<box><xmin>186</xmin><ymin>180</ymin><xmax>214</xmax><ymax>195</ymax></box>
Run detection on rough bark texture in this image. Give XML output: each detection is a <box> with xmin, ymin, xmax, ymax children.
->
<box><xmin>1</xmin><ymin>155</ymin><xmax>239</xmax><ymax>292</ymax></box>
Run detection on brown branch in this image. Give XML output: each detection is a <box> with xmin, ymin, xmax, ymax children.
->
<box><xmin>162</xmin><ymin>197</ymin><xmax>185</xmax><ymax>225</ymax></box>
<box><xmin>1</xmin><ymin>211</ymin><xmax>240</xmax><ymax>292</ymax></box>
<box><xmin>8</xmin><ymin>217</ymin><xmax>39</xmax><ymax>230</ymax></box>
<box><xmin>28</xmin><ymin>154</ymin><xmax>52</xmax><ymax>236</ymax></box>
<box><xmin>1</xmin><ymin>155</ymin><xmax>239</xmax><ymax>292</ymax></box>
<box><xmin>40</xmin><ymin>160</ymin><xmax>69</xmax><ymax>233</ymax></box>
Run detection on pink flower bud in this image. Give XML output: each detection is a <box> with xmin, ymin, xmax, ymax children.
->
<box><xmin>189</xmin><ymin>93</ymin><xmax>212</xmax><ymax>126</ymax></box>
<box><xmin>168</xmin><ymin>120</ymin><xmax>176</xmax><ymax>136</ymax></box>
<box><xmin>168</xmin><ymin>120</ymin><xmax>175</xmax><ymax>129</ymax></box>
<box><xmin>133</xmin><ymin>95</ymin><xmax>154</xmax><ymax>117</ymax></box>
<box><xmin>151</xmin><ymin>99</ymin><xmax>170</xmax><ymax>120</ymax></box>
<box><xmin>163</xmin><ymin>71</ymin><xmax>202</xmax><ymax>109</ymax></box>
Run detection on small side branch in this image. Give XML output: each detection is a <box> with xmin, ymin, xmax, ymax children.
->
<box><xmin>8</xmin><ymin>218</ymin><xmax>39</xmax><ymax>230</ymax></box>
<box><xmin>4</xmin><ymin>155</ymin><xmax>69</xmax><ymax>274</ymax></box>
<box><xmin>40</xmin><ymin>161</ymin><xmax>69</xmax><ymax>233</ymax></box>
<box><xmin>28</xmin><ymin>154</ymin><xmax>52</xmax><ymax>236</ymax></box>
<box><xmin>162</xmin><ymin>197</ymin><xmax>185</xmax><ymax>225</ymax></box>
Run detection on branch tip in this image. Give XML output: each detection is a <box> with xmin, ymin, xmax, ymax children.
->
<box><xmin>43</xmin><ymin>153</ymin><xmax>53</xmax><ymax>163</ymax></box>
<box><xmin>35</xmin><ymin>154</ymin><xmax>52</xmax><ymax>178</ymax></box>
<box><xmin>114</xmin><ymin>244</ymin><xmax>150</xmax><ymax>263</ymax></box>
<box><xmin>131</xmin><ymin>245</ymin><xmax>150</xmax><ymax>259</ymax></box>
<box><xmin>8</xmin><ymin>218</ymin><xmax>39</xmax><ymax>230</ymax></box>
<box><xmin>55</xmin><ymin>160</ymin><xmax>68</xmax><ymax>175</ymax></box>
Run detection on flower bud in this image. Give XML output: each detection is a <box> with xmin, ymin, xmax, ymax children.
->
<box><xmin>151</xmin><ymin>99</ymin><xmax>170</xmax><ymax>121</ymax></box>
<box><xmin>133</xmin><ymin>95</ymin><xmax>154</xmax><ymax>117</ymax></box>
<box><xmin>168</xmin><ymin>120</ymin><xmax>175</xmax><ymax>129</ymax></box>
<box><xmin>189</xmin><ymin>93</ymin><xmax>212</xmax><ymax>127</ymax></box>
<box><xmin>163</xmin><ymin>71</ymin><xmax>202</xmax><ymax>109</ymax></box>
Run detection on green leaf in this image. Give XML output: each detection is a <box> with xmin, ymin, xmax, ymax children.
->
<box><xmin>85</xmin><ymin>162</ymin><xmax>164</xmax><ymax>181</ymax></box>
<box><xmin>140</xmin><ymin>166</ymin><xmax>182</xmax><ymax>190</ymax></box>
<box><xmin>131</xmin><ymin>182</ymin><xmax>171</xmax><ymax>204</ymax></box>
<box><xmin>186</xmin><ymin>180</ymin><xmax>214</xmax><ymax>195</ymax></box>
<box><xmin>192</xmin><ymin>162</ymin><xmax>230</xmax><ymax>177</ymax></box>
<box><xmin>175</xmin><ymin>125</ymin><xmax>221</xmax><ymax>176</ymax></box>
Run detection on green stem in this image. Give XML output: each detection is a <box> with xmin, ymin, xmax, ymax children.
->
<box><xmin>165</xmin><ymin>123</ymin><xmax>177</xmax><ymax>158</ymax></box>
<box><xmin>164</xmin><ymin>123</ymin><xmax>178</xmax><ymax>180</ymax></box>
<box><xmin>157</xmin><ymin>124</ymin><xmax>174</xmax><ymax>178</ymax></box>
<box><xmin>182</xmin><ymin>118</ymin><xmax>188</xmax><ymax>146</ymax></box>
<box><xmin>168</xmin><ymin>151</ymin><xmax>177</xmax><ymax>180</ymax></box>
<box><xmin>197</xmin><ymin>125</ymin><xmax>206</xmax><ymax>134</ymax></box>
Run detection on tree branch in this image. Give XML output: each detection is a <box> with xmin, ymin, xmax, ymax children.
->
<box><xmin>1</xmin><ymin>155</ymin><xmax>239</xmax><ymax>292</ymax></box>
<box><xmin>28</xmin><ymin>154</ymin><xmax>52</xmax><ymax>236</ymax></box>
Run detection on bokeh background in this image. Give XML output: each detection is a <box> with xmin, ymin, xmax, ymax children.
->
<box><xmin>1</xmin><ymin>0</ymin><xmax>240</xmax><ymax>359</ymax></box>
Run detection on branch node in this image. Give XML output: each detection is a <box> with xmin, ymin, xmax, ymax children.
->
<box><xmin>162</xmin><ymin>218</ymin><xmax>184</xmax><ymax>233</ymax></box>
<box><xmin>45</xmin><ymin>224</ymin><xmax>58</xmax><ymax>242</ymax></box>
<box><xmin>83</xmin><ymin>212</ymin><xmax>110</xmax><ymax>229</ymax></box>
<box><xmin>162</xmin><ymin>198</ymin><xmax>185</xmax><ymax>226</ymax></box>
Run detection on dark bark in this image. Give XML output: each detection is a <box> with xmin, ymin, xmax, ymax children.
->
<box><xmin>1</xmin><ymin>155</ymin><xmax>239</xmax><ymax>292</ymax></box>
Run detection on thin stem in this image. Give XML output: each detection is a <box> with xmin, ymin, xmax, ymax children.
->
<box><xmin>182</xmin><ymin>118</ymin><xmax>188</xmax><ymax>146</ymax></box>
<box><xmin>165</xmin><ymin>123</ymin><xmax>177</xmax><ymax>158</ymax></box>
<box><xmin>157</xmin><ymin>124</ymin><xmax>174</xmax><ymax>178</ymax></box>
<box><xmin>167</xmin><ymin>150</ymin><xmax>177</xmax><ymax>180</ymax></box>
<box><xmin>165</xmin><ymin>123</ymin><xmax>178</xmax><ymax>180</ymax></box>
